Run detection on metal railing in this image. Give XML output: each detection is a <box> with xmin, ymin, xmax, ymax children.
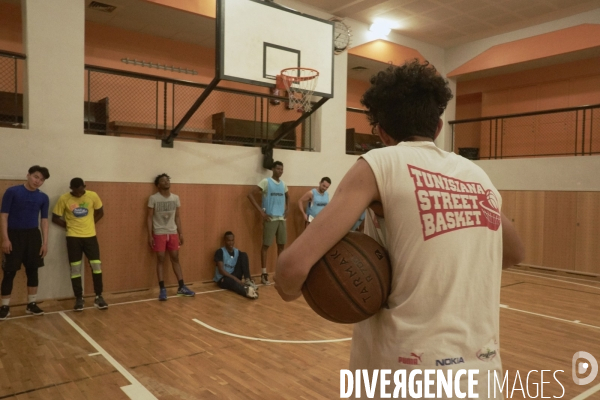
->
<box><xmin>450</xmin><ymin>104</ymin><xmax>600</xmax><ymax>160</ymax></box>
<box><xmin>85</xmin><ymin>65</ymin><xmax>314</xmax><ymax>151</ymax></box>
<box><xmin>0</xmin><ymin>50</ymin><xmax>25</xmax><ymax>129</ymax></box>
<box><xmin>346</xmin><ymin>107</ymin><xmax>382</xmax><ymax>155</ymax></box>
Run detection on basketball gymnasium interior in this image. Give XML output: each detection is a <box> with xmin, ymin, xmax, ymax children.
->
<box><xmin>0</xmin><ymin>0</ymin><xmax>599</xmax><ymax>398</ymax></box>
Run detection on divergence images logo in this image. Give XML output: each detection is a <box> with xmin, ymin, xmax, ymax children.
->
<box><xmin>572</xmin><ymin>351</ymin><xmax>598</xmax><ymax>385</ymax></box>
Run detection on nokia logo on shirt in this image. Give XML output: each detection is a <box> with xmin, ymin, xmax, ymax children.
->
<box><xmin>315</xmin><ymin>202</ymin><xmax>327</xmax><ymax>206</ymax></box>
<box><xmin>270</xmin><ymin>193</ymin><xmax>284</xmax><ymax>196</ymax></box>
<box><xmin>435</xmin><ymin>357</ymin><xmax>465</xmax><ymax>366</ymax></box>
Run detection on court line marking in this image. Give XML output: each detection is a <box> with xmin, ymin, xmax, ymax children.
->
<box><xmin>572</xmin><ymin>382</ymin><xmax>600</xmax><ymax>400</ymax></box>
<box><xmin>506</xmin><ymin>270</ymin><xmax>600</xmax><ymax>290</ymax></box>
<box><xmin>193</xmin><ymin>318</ymin><xmax>351</xmax><ymax>343</ymax></box>
<box><xmin>4</xmin><ymin>288</ymin><xmax>230</xmax><ymax>320</ymax></box>
<box><xmin>59</xmin><ymin>312</ymin><xmax>158</xmax><ymax>400</ymax></box>
<box><xmin>499</xmin><ymin>305</ymin><xmax>600</xmax><ymax>330</ymax></box>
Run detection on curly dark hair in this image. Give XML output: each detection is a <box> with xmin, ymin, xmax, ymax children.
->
<box><xmin>154</xmin><ymin>173</ymin><xmax>171</xmax><ymax>186</ymax></box>
<box><xmin>360</xmin><ymin>59</ymin><xmax>453</xmax><ymax>142</ymax></box>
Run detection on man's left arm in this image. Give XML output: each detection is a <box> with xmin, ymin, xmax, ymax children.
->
<box><xmin>40</xmin><ymin>219</ymin><xmax>48</xmax><ymax>257</ymax></box>
<box><xmin>94</xmin><ymin>207</ymin><xmax>104</xmax><ymax>223</ymax></box>
<box><xmin>175</xmin><ymin>207</ymin><xmax>184</xmax><ymax>245</ymax></box>
<box><xmin>93</xmin><ymin>193</ymin><xmax>104</xmax><ymax>223</ymax></box>
<box><xmin>284</xmin><ymin>191</ymin><xmax>289</xmax><ymax>218</ymax></box>
<box><xmin>275</xmin><ymin>159</ymin><xmax>379</xmax><ymax>300</ymax></box>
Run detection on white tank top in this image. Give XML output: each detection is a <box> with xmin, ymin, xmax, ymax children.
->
<box><xmin>352</xmin><ymin>142</ymin><xmax>504</xmax><ymax>399</ymax></box>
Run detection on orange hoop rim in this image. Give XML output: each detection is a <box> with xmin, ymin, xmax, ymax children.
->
<box><xmin>280</xmin><ymin>67</ymin><xmax>320</xmax><ymax>82</ymax></box>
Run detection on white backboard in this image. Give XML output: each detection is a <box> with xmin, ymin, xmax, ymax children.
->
<box><xmin>217</xmin><ymin>0</ymin><xmax>334</xmax><ymax>98</ymax></box>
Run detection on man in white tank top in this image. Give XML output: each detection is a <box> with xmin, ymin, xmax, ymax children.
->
<box><xmin>275</xmin><ymin>60</ymin><xmax>524</xmax><ymax>399</ymax></box>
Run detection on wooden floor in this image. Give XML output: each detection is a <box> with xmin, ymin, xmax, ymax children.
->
<box><xmin>0</xmin><ymin>269</ymin><xmax>599</xmax><ymax>399</ymax></box>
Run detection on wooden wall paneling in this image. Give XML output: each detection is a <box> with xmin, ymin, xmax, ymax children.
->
<box><xmin>542</xmin><ymin>191</ymin><xmax>577</xmax><ymax>270</ymax></box>
<box><xmin>89</xmin><ymin>181</ymin><xmax>156</xmax><ymax>294</ymax></box>
<box><xmin>481</xmin><ymin>89</ymin><xmax>509</xmax><ymax>117</ymax></box>
<box><xmin>513</xmin><ymin>191</ymin><xmax>545</xmax><ymax>266</ymax></box>
<box><xmin>536</xmin><ymin>80</ymin><xmax>570</xmax><ymax>111</ymax></box>
<box><xmin>498</xmin><ymin>190</ymin><xmax>516</xmax><ymax>219</ymax></box>
<box><xmin>575</xmin><ymin>192</ymin><xmax>600</xmax><ymax>274</ymax></box>
<box><xmin>0</xmin><ymin>179</ymin><xmax>30</xmax><ymax>305</ymax></box>
<box><xmin>507</xmin><ymin>85</ymin><xmax>538</xmax><ymax>115</ymax></box>
<box><xmin>569</xmin><ymin>75</ymin><xmax>600</xmax><ymax>107</ymax></box>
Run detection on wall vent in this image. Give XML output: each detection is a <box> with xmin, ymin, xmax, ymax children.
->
<box><xmin>88</xmin><ymin>1</ymin><xmax>117</xmax><ymax>13</ymax></box>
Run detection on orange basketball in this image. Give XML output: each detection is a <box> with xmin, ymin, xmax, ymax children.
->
<box><xmin>301</xmin><ymin>231</ymin><xmax>391</xmax><ymax>324</ymax></box>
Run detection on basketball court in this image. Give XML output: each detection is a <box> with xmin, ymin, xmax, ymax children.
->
<box><xmin>0</xmin><ymin>268</ymin><xmax>599</xmax><ymax>399</ymax></box>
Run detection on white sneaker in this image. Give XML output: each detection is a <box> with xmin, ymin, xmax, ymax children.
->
<box><xmin>244</xmin><ymin>278</ymin><xmax>258</xmax><ymax>291</ymax></box>
<box><xmin>245</xmin><ymin>286</ymin><xmax>259</xmax><ymax>299</ymax></box>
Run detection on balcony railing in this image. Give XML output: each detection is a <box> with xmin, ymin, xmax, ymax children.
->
<box><xmin>450</xmin><ymin>104</ymin><xmax>600</xmax><ymax>160</ymax></box>
<box><xmin>85</xmin><ymin>65</ymin><xmax>314</xmax><ymax>151</ymax></box>
<box><xmin>0</xmin><ymin>50</ymin><xmax>25</xmax><ymax>129</ymax></box>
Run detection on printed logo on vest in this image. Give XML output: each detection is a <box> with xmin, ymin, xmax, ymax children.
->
<box><xmin>398</xmin><ymin>352</ymin><xmax>423</xmax><ymax>365</ymax></box>
<box><xmin>476</xmin><ymin>339</ymin><xmax>498</xmax><ymax>362</ymax></box>
<box><xmin>70</xmin><ymin>202</ymin><xmax>89</xmax><ymax>218</ymax></box>
<box><xmin>408</xmin><ymin>165</ymin><xmax>501</xmax><ymax>240</ymax></box>
<box><xmin>435</xmin><ymin>357</ymin><xmax>465</xmax><ymax>366</ymax></box>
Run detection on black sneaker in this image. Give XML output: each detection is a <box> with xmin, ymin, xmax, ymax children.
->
<box><xmin>261</xmin><ymin>273</ymin><xmax>271</xmax><ymax>285</ymax></box>
<box><xmin>94</xmin><ymin>296</ymin><xmax>108</xmax><ymax>310</ymax></box>
<box><xmin>26</xmin><ymin>302</ymin><xmax>44</xmax><ymax>316</ymax></box>
<box><xmin>74</xmin><ymin>297</ymin><xmax>84</xmax><ymax>312</ymax></box>
<box><xmin>0</xmin><ymin>306</ymin><xmax>9</xmax><ymax>320</ymax></box>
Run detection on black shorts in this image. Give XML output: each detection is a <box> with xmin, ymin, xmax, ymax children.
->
<box><xmin>2</xmin><ymin>228</ymin><xmax>44</xmax><ymax>272</ymax></box>
<box><xmin>66</xmin><ymin>236</ymin><xmax>101</xmax><ymax>263</ymax></box>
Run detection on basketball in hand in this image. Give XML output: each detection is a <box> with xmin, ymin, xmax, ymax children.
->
<box><xmin>301</xmin><ymin>231</ymin><xmax>391</xmax><ymax>324</ymax></box>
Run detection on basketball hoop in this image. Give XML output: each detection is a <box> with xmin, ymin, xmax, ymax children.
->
<box><xmin>276</xmin><ymin>67</ymin><xmax>319</xmax><ymax>113</ymax></box>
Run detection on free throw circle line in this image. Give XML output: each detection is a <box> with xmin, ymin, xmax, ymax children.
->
<box><xmin>192</xmin><ymin>318</ymin><xmax>351</xmax><ymax>343</ymax></box>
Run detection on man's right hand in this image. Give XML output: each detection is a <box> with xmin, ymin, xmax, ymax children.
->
<box><xmin>1</xmin><ymin>240</ymin><xmax>12</xmax><ymax>254</ymax></box>
<box><xmin>148</xmin><ymin>237</ymin><xmax>154</xmax><ymax>249</ymax></box>
<box><xmin>261</xmin><ymin>210</ymin><xmax>272</xmax><ymax>222</ymax></box>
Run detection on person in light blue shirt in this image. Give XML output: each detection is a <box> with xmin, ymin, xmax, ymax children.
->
<box><xmin>298</xmin><ymin>177</ymin><xmax>331</xmax><ymax>226</ymax></box>
<box><xmin>247</xmin><ymin>161</ymin><xmax>288</xmax><ymax>286</ymax></box>
<box><xmin>213</xmin><ymin>231</ymin><xmax>258</xmax><ymax>299</ymax></box>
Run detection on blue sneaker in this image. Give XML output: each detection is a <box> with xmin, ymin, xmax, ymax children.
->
<box><xmin>177</xmin><ymin>285</ymin><xmax>195</xmax><ymax>297</ymax></box>
<box><xmin>158</xmin><ymin>288</ymin><xmax>167</xmax><ymax>301</ymax></box>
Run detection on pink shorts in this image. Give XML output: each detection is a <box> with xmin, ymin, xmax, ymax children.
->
<box><xmin>152</xmin><ymin>234</ymin><xmax>180</xmax><ymax>252</ymax></box>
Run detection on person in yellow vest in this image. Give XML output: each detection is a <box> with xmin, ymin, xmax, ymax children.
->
<box><xmin>52</xmin><ymin>178</ymin><xmax>108</xmax><ymax>312</ymax></box>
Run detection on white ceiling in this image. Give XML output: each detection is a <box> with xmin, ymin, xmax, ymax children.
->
<box><xmin>81</xmin><ymin>0</ymin><xmax>600</xmax><ymax>49</ymax></box>
<box><xmin>4</xmin><ymin>0</ymin><xmax>599</xmax><ymax>81</ymax></box>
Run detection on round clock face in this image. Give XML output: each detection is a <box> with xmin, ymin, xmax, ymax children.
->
<box><xmin>334</xmin><ymin>21</ymin><xmax>351</xmax><ymax>54</ymax></box>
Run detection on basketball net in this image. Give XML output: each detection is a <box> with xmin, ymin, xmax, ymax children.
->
<box><xmin>277</xmin><ymin>67</ymin><xmax>319</xmax><ymax>113</ymax></box>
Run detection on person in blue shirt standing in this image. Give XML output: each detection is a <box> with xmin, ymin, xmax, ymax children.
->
<box><xmin>298</xmin><ymin>177</ymin><xmax>331</xmax><ymax>226</ymax></box>
<box><xmin>213</xmin><ymin>231</ymin><xmax>258</xmax><ymax>299</ymax></box>
<box><xmin>247</xmin><ymin>161</ymin><xmax>288</xmax><ymax>286</ymax></box>
<box><xmin>0</xmin><ymin>165</ymin><xmax>50</xmax><ymax>320</ymax></box>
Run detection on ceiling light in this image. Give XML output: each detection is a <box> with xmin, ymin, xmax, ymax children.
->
<box><xmin>369</xmin><ymin>21</ymin><xmax>392</xmax><ymax>36</ymax></box>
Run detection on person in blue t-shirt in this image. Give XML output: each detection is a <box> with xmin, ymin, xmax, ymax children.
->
<box><xmin>247</xmin><ymin>161</ymin><xmax>288</xmax><ymax>286</ymax></box>
<box><xmin>0</xmin><ymin>165</ymin><xmax>50</xmax><ymax>320</ymax></box>
<box><xmin>213</xmin><ymin>231</ymin><xmax>258</xmax><ymax>299</ymax></box>
<box><xmin>298</xmin><ymin>177</ymin><xmax>331</xmax><ymax>226</ymax></box>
